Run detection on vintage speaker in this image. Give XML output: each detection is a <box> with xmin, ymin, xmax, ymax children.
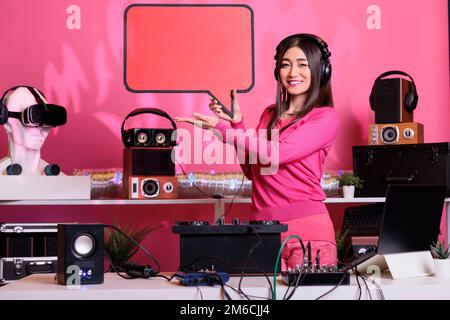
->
<box><xmin>57</xmin><ymin>223</ymin><xmax>104</xmax><ymax>285</ymax></box>
<box><xmin>370</xmin><ymin>76</ymin><xmax>417</xmax><ymax>124</ymax></box>
<box><xmin>120</xmin><ymin>108</ymin><xmax>177</xmax><ymax>148</ymax></box>
<box><xmin>122</xmin><ymin>128</ymin><xmax>175</xmax><ymax>148</ymax></box>
<box><xmin>123</xmin><ymin>147</ymin><xmax>175</xmax><ymax>177</ymax></box>
<box><xmin>368</xmin><ymin>122</ymin><xmax>424</xmax><ymax>145</ymax></box>
<box><xmin>125</xmin><ymin>176</ymin><xmax>178</xmax><ymax>199</ymax></box>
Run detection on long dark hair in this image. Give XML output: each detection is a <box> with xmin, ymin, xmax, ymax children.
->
<box><xmin>267</xmin><ymin>36</ymin><xmax>334</xmax><ymax>140</ymax></box>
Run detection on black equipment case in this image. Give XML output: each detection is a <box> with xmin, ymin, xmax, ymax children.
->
<box><xmin>0</xmin><ymin>223</ymin><xmax>58</xmax><ymax>282</ymax></box>
<box><xmin>353</xmin><ymin>142</ymin><xmax>450</xmax><ymax>197</ymax></box>
<box><xmin>172</xmin><ymin>221</ymin><xmax>288</xmax><ymax>275</ymax></box>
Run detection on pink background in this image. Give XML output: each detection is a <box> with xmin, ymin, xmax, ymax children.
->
<box><xmin>125</xmin><ymin>4</ymin><xmax>254</xmax><ymax>111</ymax></box>
<box><xmin>0</xmin><ymin>0</ymin><xmax>449</xmax><ymax>271</ymax></box>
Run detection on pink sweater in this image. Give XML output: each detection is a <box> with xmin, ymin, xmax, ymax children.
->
<box><xmin>215</xmin><ymin>105</ymin><xmax>340</xmax><ymax>221</ymax></box>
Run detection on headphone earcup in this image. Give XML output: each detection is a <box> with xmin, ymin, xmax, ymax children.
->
<box><xmin>369</xmin><ymin>86</ymin><xmax>375</xmax><ymax>111</ymax></box>
<box><xmin>320</xmin><ymin>60</ymin><xmax>332</xmax><ymax>86</ymax></box>
<box><xmin>273</xmin><ymin>51</ymin><xmax>279</xmax><ymax>80</ymax></box>
<box><xmin>404</xmin><ymin>93</ymin><xmax>413</xmax><ymax>112</ymax></box>
<box><xmin>410</xmin><ymin>94</ymin><xmax>418</xmax><ymax>111</ymax></box>
<box><xmin>404</xmin><ymin>81</ymin><xmax>418</xmax><ymax>112</ymax></box>
<box><xmin>0</xmin><ymin>103</ymin><xmax>8</xmax><ymax>125</ymax></box>
<box><xmin>404</xmin><ymin>92</ymin><xmax>418</xmax><ymax>113</ymax></box>
<box><xmin>44</xmin><ymin>164</ymin><xmax>61</xmax><ymax>176</ymax></box>
<box><xmin>6</xmin><ymin>163</ymin><xmax>22</xmax><ymax>176</ymax></box>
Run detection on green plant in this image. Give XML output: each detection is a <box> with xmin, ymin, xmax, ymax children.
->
<box><xmin>335</xmin><ymin>228</ymin><xmax>351</xmax><ymax>263</ymax></box>
<box><xmin>104</xmin><ymin>220</ymin><xmax>154</xmax><ymax>269</ymax></box>
<box><xmin>430</xmin><ymin>240</ymin><xmax>450</xmax><ymax>259</ymax></box>
<box><xmin>338</xmin><ymin>172</ymin><xmax>363</xmax><ymax>189</ymax></box>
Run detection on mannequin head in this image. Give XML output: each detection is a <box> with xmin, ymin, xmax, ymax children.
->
<box><xmin>2</xmin><ymin>87</ymin><xmax>51</xmax><ymax>151</ymax></box>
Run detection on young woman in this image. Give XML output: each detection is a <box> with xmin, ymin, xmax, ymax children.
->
<box><xmin>176</xmin><ymin>34</ymin><xmax>340</xmax><ymax>269</ymax></box>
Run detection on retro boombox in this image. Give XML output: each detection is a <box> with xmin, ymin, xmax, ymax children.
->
<box><xmin>122</xmin><ymin>128</ymin><xmax>175</xmax><ymax>148</ymax></box>
<box><xmin>121</xmin><ymin>108</ymin><xmax>177</xmax><ymax>148</ymax></box>
<box><xmin>125</xmin><ymin>176</ymin><xmax>178</xmax><ymax>199</ymax></box>
<box><xmin>121</xmin><ymin>108</ymin><xmax>178</xmax><ymax>199</ymax></box>
<box><xmin>368</xmin><ymin>122</ymin><xmax>423</xmax><ymax>145</ymax></box>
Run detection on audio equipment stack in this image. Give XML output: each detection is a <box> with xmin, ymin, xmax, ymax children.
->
<box><xmin>368</xmin><ymin>70</ymin><xmax>423</xmax><ymax>146</ymax></box>
<box><xmin>172</xmin><ymin>220</ymin><xmax>287</xmax><ymax>274</ymax></box>
<box><xmin>121</xmin><ymin>108</ymin><xmax>178</xmax><ymax>199</ymax></box>
<box><xmin>352</xmin><ymin>71</ymin><xmax>449</xmax><ymax>201</ymax></box>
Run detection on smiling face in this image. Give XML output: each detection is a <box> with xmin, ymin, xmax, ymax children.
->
<box><xmin>279</xmin><ymin>46</ymin><xmax>311</xmax><ymax>99</ymax></box>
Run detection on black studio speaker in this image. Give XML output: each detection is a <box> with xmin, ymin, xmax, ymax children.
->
<box><xmin>369</xmin><ymin>71</ymin><xmax>418</xmax><ymax>124</ymax></box>
<box><xmin>57</xmin><ymin>223</ymin><xmax>104</xmax><ymax>285</ymax></box>
<box><xmin>123</xmin><ymin>147</ymin><xmax>175</xmax><ymax>177</ymax></box>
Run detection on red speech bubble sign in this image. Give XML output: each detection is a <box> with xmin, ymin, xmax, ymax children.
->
<box><xmin>124</xmin><ymin>4</ymin><xmax>254</xmax><ymax>116</ymax></box>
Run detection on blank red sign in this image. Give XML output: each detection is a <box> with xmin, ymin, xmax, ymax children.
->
<box><xmin>124</xmin><ymin>4</ymin><xmax>254</xmax><ymax>110</ymax></box>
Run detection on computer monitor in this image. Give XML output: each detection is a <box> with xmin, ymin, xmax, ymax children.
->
<box><xmin>377</xmin><ymin>184</ymin><xmax>446</xmax><ymax>255</ymax></box>
<box><xmin>355</xmin><ymin>184</ymin><xmax>447</xmax><ymax>278</ymax></box>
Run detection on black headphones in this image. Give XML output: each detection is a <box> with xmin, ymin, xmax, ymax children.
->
<box><xmin>0</xmin><ymin>86</ymin><xmax>47</xmax><ymax>125</ymax></box>
<box><xmin>274</xmin><ymin>33</ymin><xmax>332</xmax><ymax>86</ymax></box>
<box><xmin>120</xmin><ymin>108</ymin><xmax>177</xmax><ymax>147</ymax></box>
<box><xmin>369</xmin><ymin>70</ymin><xmax>418</xmax><ymax>112</ymax></box>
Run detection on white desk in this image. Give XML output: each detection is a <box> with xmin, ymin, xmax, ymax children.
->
<box><xmin>1</xmin><ymin>273</ymin><xmax>450</xmax><ymax>300</ymax></box>
<box><xmin>1</xmin><ymin>197</ymin><xmax>449</xmax><ymax>244</ymax></box>
<box><xmin>218</xmin><ymin>197</ymin><xmax>450</xmax><ymax>243</ymax></box>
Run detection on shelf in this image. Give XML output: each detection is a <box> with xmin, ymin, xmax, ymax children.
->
<box><xmin>0</xmin><ymin>198</ymin><xmax>218</xmax><ymax>206</ymax></box>
<box><xmin>0</xmin><ymin>197</ymin><xmax>448</xmax><ymax>206</ymax></box>
<box><xmin>222</xmin><ymin>197</ymin><xmax>387</xmax><ymax>204</ymax></box>
<box><xmin>1</xmin><ymin>196</ymin><xmax>449</xmax><ymax>245</ymax></box>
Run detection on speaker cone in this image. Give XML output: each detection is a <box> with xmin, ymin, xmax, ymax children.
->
<box><xmin>381</xmin><ymin>126</ymin><xmax>399</xmax><ymax>144</ymax></box>
<box><xmin>136</xmin><ymin>131</ymin><xmax>149</xmax><ymax>145</ymax></box>
<box><xmin>73</xmin><ymin>234</ymin><xmax>95</xmax><ymax>257</ymax></box>
<box><xmin>142</xmin><ymin>179</ymin><xmax>159</xmax><ymax>197</ymax></box>
<box><xmin>155</xmin><ymin>132</ymin><xmax>166</xmax><ymax>145</ymax></box>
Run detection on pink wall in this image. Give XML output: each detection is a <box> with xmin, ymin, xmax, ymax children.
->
<box><xmin>0</xmin><ymin>0</ymin><xmax>449</xmax><ymax>271</ymax></box>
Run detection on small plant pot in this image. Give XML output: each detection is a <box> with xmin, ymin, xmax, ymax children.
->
<box><xmin>342</xmin><ymin>185</ymin><xmax>355</xmax><ymax>198</ymax></box>
<box><xmin>433</xmin><ymin>259</ymin><xmax>450</xmax><ymax>278</ymax></box>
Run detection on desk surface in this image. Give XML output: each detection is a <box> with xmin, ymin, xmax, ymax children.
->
<box><xmin>1</xmin><ymin>273</ymin><xmax>450</xmax><ymax>300</ymax></box>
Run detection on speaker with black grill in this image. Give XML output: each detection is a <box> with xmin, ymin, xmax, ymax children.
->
<box><xmin>369</xmin><ymin>71</ymin><xmax>418</xmax><ymax>124</ymax></box>
<box><xmin>57</xmin><ymin>223</ymin><xmax>104</xmax><ymax>285</ymax></box>
<box><xmin>123</xmin><ymin>147</ymin><xmax>175</xmax><ymax>177</ymax></box>
<box><xmin>123</xmin><ymin>128</ymin><xmax>175</xmax><ymax>148</ymax></box>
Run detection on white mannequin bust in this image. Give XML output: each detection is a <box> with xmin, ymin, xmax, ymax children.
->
<box><xmin>0</xmin><ymin>87</ymin><xmax>54</xmax><ymax>175</ymax></box>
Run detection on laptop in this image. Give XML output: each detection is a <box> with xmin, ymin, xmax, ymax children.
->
<box><xmin>352</xmin><ymin>184</ymin><xmax>446</xmax><ymax>271</ymax></box>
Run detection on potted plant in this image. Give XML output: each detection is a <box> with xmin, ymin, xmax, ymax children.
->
<box><xmin>338</xmin><ymin>172</ymin><xmax>363</xmax><ymax>198</ymax></box>
<box><xmin>430</xmin><ymin>240</ymin><xmax>450</xmax><ymax>278</ymax></box>
<box><xmin>335</xmin><ymin>228</ymin><xmax>351</xmax><ymax>265</ymax></box>
<box><xmin>104</xmin><ymin>220</ymin><xmax>154</xmax><ymax>271</ymax></box>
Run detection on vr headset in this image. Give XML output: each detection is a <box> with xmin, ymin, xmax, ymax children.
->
<box><xmin>0</xmin><ymin>86</ymin><xmax>67</xmax><ymax>127</ymax></box>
